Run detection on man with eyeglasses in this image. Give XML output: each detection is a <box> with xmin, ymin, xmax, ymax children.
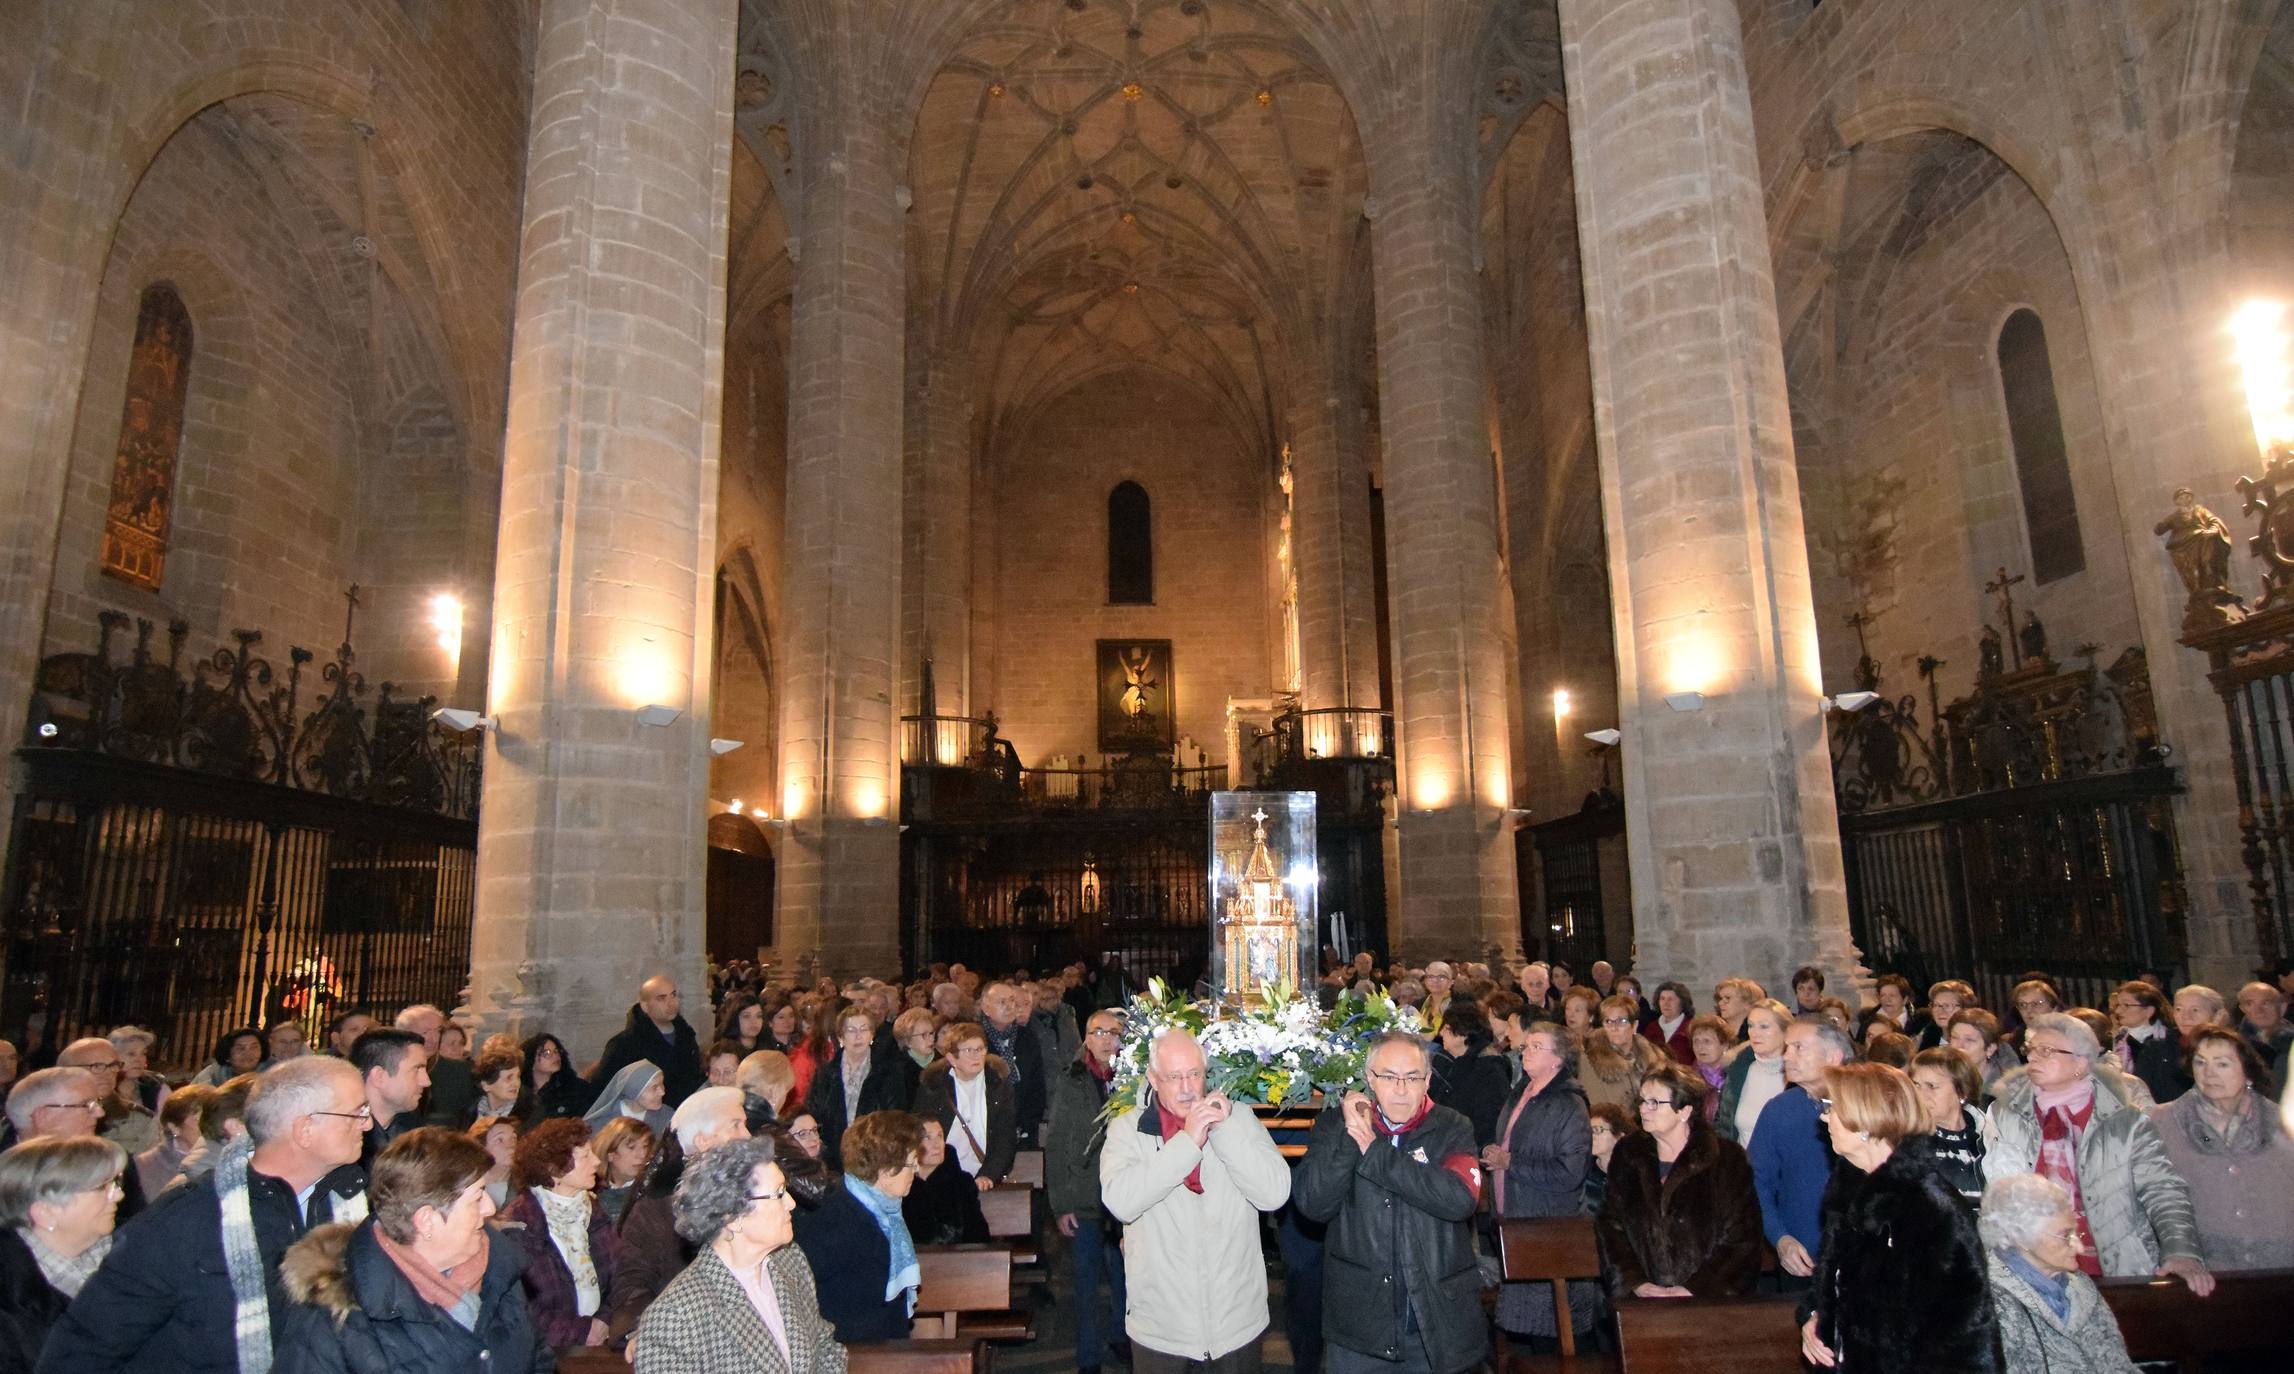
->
<box><xmin>40</xmin><ymin>1056</ymin><xmax>369</xmax><ymax>1374</ymax></box>
<box><xmin>1048</xmin><ymin>1011</ymin><xmax>1131</xmax><ymax>1374</ymax></box>
<box><xmin>1295</xmin><ymin>1030</ymin><xmax>1488</xmax><ymax>1374</ymax></box>
<box><xmin>1102</xmin><ymin>1026</ymin><xmax>1289</xmax><ymax>1373</ymax></box>
<box><xmin>1981</xmin><ymin>1011</ymin><xmax>2213</xmax><ymax>1297</ymax></box>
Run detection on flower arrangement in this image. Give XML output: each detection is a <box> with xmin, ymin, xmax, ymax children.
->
<box><xmin>1102</xmin><ymin>976</ymin><xmax>1426</xmax><ymax>1116</ymax></box>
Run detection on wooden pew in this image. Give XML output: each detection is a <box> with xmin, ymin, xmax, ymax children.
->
<box><xmin>980</xmin><ymin>1180</ymin><xmax>1042</xmax><ymax>1273</ymax></box>
<box><xmin>848</xmin><ymin>1337</ymin><xmax>994</xmax><ymax>1374</ymax></box>
<box><xmin>1005</xmin><ymin>1149</ymin><xmax>1044</xmax><ymax>1187</ymax></box>
<box><xmin>1613</xmin><ymin>1293</ymin><xmax>1803</xmax><ymax>1372</ymax></box>
<box><xmin>2099</xmin><ymin>1267</ymin><xmax>2294</xmax><ymax>1372</ymax></box>
<box><xmin>1495</xmin><ymin>1216</ymin><xmax>1611</xmax><ymax>1366</ymax></box>
<box><xmin>914</xmin><ymin>1243</ymin><xmax>1035</xmax><ymax>1341</ymax></box>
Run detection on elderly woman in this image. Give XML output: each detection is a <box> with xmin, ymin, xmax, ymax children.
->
<box><xmin>473</xmin><ymin>1050</ymin><xmax>525</xmax><ymax>1123</ymax></box>
<box><xmin>2171</xmin><ymin>984</ymin><xmax>2231</xmax><ymax>1038</ymax></box>
<box><xmin>1579</xmin><ymin>993</ymin><xmax>1670</xmax><ymax>1116</ymax></box>
<box><xmin>276</xmin><ymin>1127</ymin><xmax>544</xmax><ymax>1372</ymax></box>
<box><xmin>0</xmin><ymin>1136</ymin><xmax>126</xmax><ymax>1368</ymax></box>
<box><xmin>791</xmin><ymin>1109</ymin><xmax>925</xmax><ymax>1342</ymax></box>
<box><xmin>1983</xmin><ymin>1012</ymin><xmax>2212</xmax><ymax>1295</ymax></box>
<box><xmin>1583</xmin><ymin>1102</ymin><xmax>1634</xmax><ymax>1213</ymax></box>
<box><xmin>586</xmin><ymin>1059</ymin><xmax>670</xmax><ymax>1135</ymax></box>
<box><xmin>1431</xmin><ymin>1001</ymin><xmax>1513</xmax><ymax>1146</ymax></box>
<box><xmin>889</xmin><ymin>1008</ymin><xmax>940</xmax><ymax>1111</ymax></box>
<box><xmin>736</xmin><ymin>1050</ymin><xmax>796</xmax><ymax>1136</ymax></box>
<box><xmin>1713</xmin><ymin>998</ymin><xmax>1792</xmax><ymax>1146</ymax></box>
<box><xmin>1918</xmin><ymin>981</ymin><xmax>1977</xmax><ymax>1051</ymax></box>
<box><xmin>1799</xmin><ymin>1064</ymin><xmax>1998</xmax><ymax>1373</ymax></box>
<box><xmin>1981</xmin><ymin>1173</ymin><xmax>2141</xmax><ymax>1373</ymax></box>
<box><xmin>1910</xmin><ymin>1047</ymin><xmax>1987</xmax><ymax>1206</ymax></box>
<box><xmin>1949</xmin><ymin>1008</ymin><xmax>2020</xmax><ymax>1101</ymax></box>
<box><xmin>913</xmin><ymin>1021</ymin><xmax>1015</xmax><ymax>1189</ymax></box>
<box><xmin>501</xmin><ymin>1117</ymin><xmax>617</xmax><ymax>1354</ymax></box>
<box><xmin>1595</xmin><ymin>1064</ymin><xmax>1762</xmax><ymax>1300</ymax></box>
<box><xmin>800</xmin><ymin>1006</ymin><xmax>904</xmax><ymax>1172</ymax></box>
<box><xmin>520</xmin><ymin>1034</ymin><xmax>589</xmax><ymax>1123</ymax></box>
<box><xmin>902</xmin><ymin>1117</ymin><xmax>988</xmax><ymax>1246</ymax></box>
<box><xmin>2146</xmin><ymin>1025</ymin><xmax>2294</xmax><ymax>1269</ymax></box>
<box><xmin>1558</xmin><ymin>986</ymin><xmax>1601</xmax><ymax>1044</ymax></box>
<box><xmin>105</xmin><ymin>1026</ymin><xmax>165</xmax><ymax>1114</ymax></box>
<box><xmin>591</xmin><ymin>1117</ymin><xmax>655</xmax><ymax>1225</ymax></box>
<box><xmin>2110</xmin><ymin>981</ymin><xmax>2189</xmax><ymax>1103</ymax></box>
<box><xmin>1683</xmin><ymin>1015</ymin><xmax>1731</xmax><ymax>1116</ymax></box>
<box><xmin>1643</xmin><ymin>982</ymin><xmax>1697</xmax><ymax>1064</ymax></box>
<box><xmin>1487</xmin><ymin>1021</ymin><xmax>1596</xmax><ymax>1349</ymax></box>
<box><xmin>630</xmin><ymin>1135</ymin><xmax>844</xmax><ymax>1374</ymax></box>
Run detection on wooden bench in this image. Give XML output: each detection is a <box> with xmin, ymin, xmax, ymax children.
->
<box><xmin>980</xmin><ymin>1180</ymin><xmax>1042</xmax><ymax>1273</ymax></box>
<box><xmin>2100</xmin><ymin>1267</ymin><xmax>2294</xmax><ymax>1372</ymax></box>
<box><xmin>1005</xmin><ymin>1149</ymin><xmax>1044</xmax><ymax>1188</ymax></box>
<box><xmin>1495</xmin><ymin>1216</ymin><xmax>1612</xmax><ymax>1367</ymax></box>
<box><xmin>1613</xmin><ymin>1293</ymin><xmax>1802</xmax><ymax>1372</ymax></box>
<box><xmin>914</xmin><ymin>1243</ymin><xmax>1035</xmax><ymax>1341</ymax></box>
<box><xmin>848</xmin><ymin>1337</ymin><xmax>994</xmax><ymax>1374</ymax></box>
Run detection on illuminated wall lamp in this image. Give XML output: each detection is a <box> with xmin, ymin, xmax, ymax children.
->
<box><xmin>432</xmin><ymin>708</ymin><xmax>496</xmax><ymax>732</ymax></box>
<box><xmin>709</xmin><ymin>738</ymin><xmax>745</xmax><ymax>755</ymax></box>
<box><xmin>1582</xmin><ymin>728</ymin><xmax>1621</xmax><ymax>746</ymax></box>
<box><xmin>1822</xmin><ymin>691</ymin><xmax>1880</xmax><ymax>714</ymax></box>
<box><xmin>634</xmin><ymin>705</ymin><xmax>682</xmax><ymax>728</ymax></box>
<box><xmin>1662</xmin><ymin>691</ymin><xmax>1706</xmax><ymax>712</ymax></box>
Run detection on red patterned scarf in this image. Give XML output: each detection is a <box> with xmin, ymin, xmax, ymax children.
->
<box><xmin>2034</xmin><ymin>1080</ymin><xmax>2101</xmax><ymax>1276</ymax></box>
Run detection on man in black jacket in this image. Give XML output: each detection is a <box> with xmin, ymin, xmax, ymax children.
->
<box><xmin>980</xmin><ymin>982</ymin><xmax>1047</xmax><ymax>1144</ymax></box>
<box><xmin>1293</xmin><ymin>1030</ymin><xmax>1489</xmax><ymax>1374</ymax></box>
<box><xmin>38</xmin><ymin>1056</ymin><xmax>371</xmax><ymax>1374</ymax></box>
<box><xmin>593</xmin><ymin>975</ymin><xmax>704</xmax><ymax>1109</ymax></box>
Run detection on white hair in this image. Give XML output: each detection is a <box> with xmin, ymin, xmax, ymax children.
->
<box><xmin>1148</xmin><ymin>1027</ymin><xmax>1203</xmax><ymax>1075</ymax></box>
<box><xmin>1980</xmin><ymin>1173</ymin><xmax>2074</xmax><ymax>1252</ymax></box>
<box><xmin>244</xmin><ymin>1057</ymin><xmax>362</xmax><ymax>1145</ymax></box>
<box><xmin>671</xmin><ymin>1086</ymin><xmax>746</xmax><ymax>1151</ymax></box>
<box><xmin>4</xmin><ymin>1070</ymin><xmax>94</xmax><ymax>1134</ymax></box>
<box><xmin>2024</xmin><ymin>1012</ymin><xmax>2100</xmax><ymax>1062</ymax></box>
<box><xmin>393</xmin><ymin>1004</ymin><xmax>444</xmax><ymax>1030</ymax></box>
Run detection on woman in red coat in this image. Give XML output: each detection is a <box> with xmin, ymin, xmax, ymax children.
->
<box><xmin>1643</xmin><ymin>982</ymin><xmax>1697</xmax><ymax>1065</ymax></box>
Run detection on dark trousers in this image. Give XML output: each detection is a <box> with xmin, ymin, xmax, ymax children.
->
<box><xmin>1277</xmin><ymin>1203</ymin><xmax>1326</xmax><ymax>1374</ymax></box>
<box><xmin>1071</xmin><ymin>1213</ymin><xmax>1127</xmax><ymax>1367</ymax></box>
<box><xmin>1133</xmin><ymin>1338</ymin><xmax>1265</xmax><ymax>1374</ymax></box>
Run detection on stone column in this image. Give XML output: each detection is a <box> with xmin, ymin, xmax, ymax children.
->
<box><xmin>772</xmin><ymin>97</ymin><xmax>906</xmax><ymax>979</ymax></box>
<box><xmin>902</xmin><ymin>352</ymin><xmax>973</xmax><ymax>720</ymax></box>
<box><xmin>465</xmin><ymin>0</ymin><xmax>737</xmax><ymax>1057</ymax></box>
<box><xmin>1362</xmin><ymin>104</ymin><xmax>1520</xmax><ymax>965</ymax></box>
<box><xmin>1290</xmin><ymin>352</ymin><xmax>1383</xmax><ymax>722</ymax></box>
<box><xmin>1556</xmin><ymin>0</ymin><xmax>1857</xmax><ymax>993</ymax></box>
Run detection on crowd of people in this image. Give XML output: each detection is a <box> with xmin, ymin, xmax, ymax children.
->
<box><xmin>0</xmin><ymin>950</ymin><xmax>2284</xmax><ymax>1373</ymax></box>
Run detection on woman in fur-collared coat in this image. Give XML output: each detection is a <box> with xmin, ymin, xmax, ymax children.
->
<box><xmin>1801</xmin><ymin>1065</ymin><xmax>2000</xmax><ymax>1374</ymax></box>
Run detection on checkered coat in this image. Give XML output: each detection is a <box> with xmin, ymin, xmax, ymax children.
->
<box><xmin>631</xmin><ymin>1245</ymin><xmax>846</xmax><ymax>1374</ymax></box>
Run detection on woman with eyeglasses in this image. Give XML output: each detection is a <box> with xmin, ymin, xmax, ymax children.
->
<box><xmin>1594</xmin><ymin>1064</ymin><xmax>1761</xmax><ymax>1301</ymax></box>
<box><xmin>1577</xmin><ymin>994</ymin><xmax>1670</xmax><ymax>1118</ymax></box>
<box><xmin>889</xmin><ymin>1008</ymin><xmax>941</xmax><ymax>1113</ymax></box>
<box><xmin>1798</xmin><ymin>1064</ymin><xmax>1999</xmax><ymax>1372</ymax></box>
<box><xmin>799</xmin><ymin>1006</ymin><xmax>904</xmax><ymax>1172</ymax></box>
<box><xmin>1980</xmin><ymin>1173</ymin><xmax>2141</xmax><ymax>1373</ymax></box>
<box><xmin>791</xmin><ymin>1109</ymin><xmax>926</xmax><ymax>1343</ymax></box>
<box><xmin>0</xmin><ymin>1136</ymin><xmax>127</xmax><ymax>1369</ymax></box>
<box><xmin>628</xmin><ymin>1136</ymin><xmax>840</xmax><ymax>1374</ymax></box>
<box><xmin>2109</xmin><ymin>981</ymin><xmax>2190</xmax><ymax>1104</ymax></box>
<box><xmin>912</xmin><ymin>1022</ymin><xmax>1016</xmax><ymax>1190</ymax></box>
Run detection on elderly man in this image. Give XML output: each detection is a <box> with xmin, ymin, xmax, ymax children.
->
<box><xmin>1295</xmin><ymin>1030</ymin><xmax>1487</xmax><ymax>1374</ymax></box>
<box><xmin>2237</xmin><ymin>980</ymin><xmax>2291</xmax><ymax>1090</ymax></box>
<box><xmin>55</xmin><ymin>1036</ymin><xmax>158</xmax><ymax>1156</ymax></box>
<box><xmin>350</xmin><ymin>1027</ymin><xmax>429</xmax><ymax>1166</ymax></box>
<box><xmin>1102</xmin><ymin>1028</ymin><xmax>1289</xmax><ymax>1373</ymax></box>
<box><xmin>1050</xmin><ymin>1010</ymin><xmax>1131</xmax><ymax>1374</ymax></box>
<box><xmin>593</xmin><ymin>974</ymin><xmax>705</xmax><ymax>1109</ymax></box>
<box><xmin>1516</xmin><ymin>961</ymin><xmax>1552</xmax><ymax>1015</ymax></box>
<box><xmin>981</xmin><ymin>981</ymin><xmax>1049</xmax><ymax>1144</ymax></box>
<box><xmin>1984</xmin><ymin>1011</ymin><xmax>2213</xmax><ymax>1295</ymax></box>
<box><xmin>1749</xmin><ymin>1017</ymin><xmax>1852</xmax><ymax>1291</ymax></box>
<box><xmin>392</xmin><ymin>1003</ymin><xmax>477</xmax><ymax>1128</ymax></box>
<box><xmin>5</xmin><ymin>1067</ymin><xmax>104</xmax><ymax>1148</ymax></box>
<box><xmin>1588</xmin><ymin>960</ymin><xmax>1617</xmax><ymax>999</ymax></box>
<box><xmin>39</xmin><ymin>1057</ymin><xmax>369</xmax><ymax>1374</ymax></box>
<box><xmin>930</xmin><ymin>981</ymin><xmax>973</xmax><ymax>1023</ymax></box>
<box><xmin>608</xmin><ymin>1084</ymin><xmax>751</xmax><ymax>1347</ymax></box>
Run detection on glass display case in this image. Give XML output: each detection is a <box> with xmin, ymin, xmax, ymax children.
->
<box><xmin>1209</xmin><ymin>790</ymin><xmax>1318</xmax><ymax>1006</ymax></box>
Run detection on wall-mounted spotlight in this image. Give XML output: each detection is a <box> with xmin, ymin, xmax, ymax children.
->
<box><xmin>635</xmin><ymin>705</ymin><xmax>682</xmax><ymax>728</ymax></box>
<box><xmin>1662</xmin><ymin>691</ymin><xmax>1706</xmax><ymax>713</ymax></box>
<box><xmin>727</xmin><ymin>799</ymin><xmax>745</xmax><ymax>815</ymax></box>
<box><xmin>709</xmin><ymin>738</ymin><xmax>745</xmax><ymax>755</ymax></box>
<box><xmin>432</xmin><ymin>708</ymin><xmax>496</xmax><ymax>732</ymax></box>
<box><xmin>1822</xmin><ymin>691</ymin><xmax>1880</xmax><ymax>714</ymax></box>
<box><xmin>1582</xmin><ymin>728</ymin><xmax>1621</xmax><ymax>747</ymax></box>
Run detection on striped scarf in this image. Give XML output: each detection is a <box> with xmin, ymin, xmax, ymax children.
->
<box><xmin>213</xmin><ymin>1134</ymin><xmax>274</xmax><ymax>1374</ymax></box>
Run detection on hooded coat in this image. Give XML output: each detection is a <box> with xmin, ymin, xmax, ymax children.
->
<box><xmin>585</xmin><ymin>1061</ymin><xmax>670</xmax><ymax>1136</ymax></box>
<box><xmin>1807</xmin><ymin>1139</ymin><xmax>2002</xmax><ymax>1373</ymax></box>
<box><xmin>272</xmin><ymin>1219</ymin><xmax>548</xmax><ymax>1374</ymax></box>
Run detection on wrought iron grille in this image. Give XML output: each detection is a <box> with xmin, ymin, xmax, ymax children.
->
<box><xmin>6</xmin><ymin>607</ymin><xmax>479</xmax><ymax>1070</ymax></box>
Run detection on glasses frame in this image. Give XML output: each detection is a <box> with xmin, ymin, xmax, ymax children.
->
<box><xmin>1368</xmin><ymin>1070</ymin><xmax>1430</xmax><ymax>1088</ymax></box>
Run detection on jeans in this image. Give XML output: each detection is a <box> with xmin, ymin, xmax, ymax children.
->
<box><xmin>1072</xmin><ymin>1212</ymin><xmax>1128</xmax><ymax>1366</ymax></box>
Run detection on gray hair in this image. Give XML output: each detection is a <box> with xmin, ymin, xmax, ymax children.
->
<box><xmin>1791</xmin><ymin>1015</ymin><xmax>1858</xmax><ymax>1064</ymax></box>
<box><xmin>2024</xmin><ymin>1012</ymin><xmax>2100</xmax><ymax>1062</ymax></box>
<box><xmin>5</xmin><ymin>1069</ymin><xmax>95</xmax><ymax>1134</ymax></box>
<box><xmin>1148</xmin><ymin>1028</ymin><xmax>1203</xmax><ymax>1076</ymax></box>
<box><xmin>671</xmin><ymin>1135</ymin><xmax>780</xmax><ymax>1246</ymax></box>
<box><xmin>393</xmin><ymin>1004</ymin><xmax>445</xmax><ymax>1031</ymax></box>
<box><xmin>1363</xmin><ymin>1029</ymin><xmax>1434</xmax><ymax>1073</ymax></box>
<box><xmin>671</xmin><ymin>1086</ymin><xmax>747</xmax><ymax>1151</ymax></box>
<box><xmin>2175</xmin><ymin>984</ymin><xmax>2227</xmax><ymax>1023</ymax></box>
<box><xmin>1980</xmin><ymin>1173</ymin><xmax>2074</xmax><ymax>1252</ymax></box>
<box><xmin>107</xmin><ymin>1026</ymin><xmax>156</xmax><ymax>1055</ymax></box>
<box><xmin>0</xmin><ymin>1136</ymin><xmax>127</xmax><ymax>1229</ymax></box>
<box><xmin>244</xmin><ymin>1057</ymin><xmax>363</xmax><ymax>1145</ymax></box>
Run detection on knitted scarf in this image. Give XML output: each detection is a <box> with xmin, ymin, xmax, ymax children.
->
<box><xmin>214</xmin><ymin>1134</ymin><xmax>273</xmax><ymax>1374</ymax></box>
<box><xmin>374</xmin><ymin>1225</ymin><xmax>489</xmax><ymax>1331</ymax></box>
<box><xmin>2033</xmin><ymin>1079</ymin><xmax>2100</xmax><ymax>1275</ymax></box>
<box><xmin>844</xmin><ymin>1173</ymin><xmax>920</xmax><ymax>1313</ymax></box>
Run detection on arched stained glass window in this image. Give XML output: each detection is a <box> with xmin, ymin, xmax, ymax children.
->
<box><xmin>100</xmin><ymin>283</ymin><xmax>194</xmax><ymax>590</ymax></box>
<box><xmin>1108</xmin><ymin>480</ymin><xmax>1153</xmax><ymax>604</ymax></box>
<box><xmin>1998</xmin><ymin>309</ymin><xmax>2084</xmax><ymax>584</ymax></box>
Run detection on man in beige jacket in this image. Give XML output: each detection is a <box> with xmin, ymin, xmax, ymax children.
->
<box><xmin>1101</xmin><ymin>1028</ymin><xmax>1291</xmax><ymax>1373</ymax></box>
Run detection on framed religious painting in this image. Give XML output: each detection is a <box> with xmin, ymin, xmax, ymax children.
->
<box><xmin>1096</xmin><ymin>639</ymin><xmax>1174</xmax><ymax>754</ymax></box>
